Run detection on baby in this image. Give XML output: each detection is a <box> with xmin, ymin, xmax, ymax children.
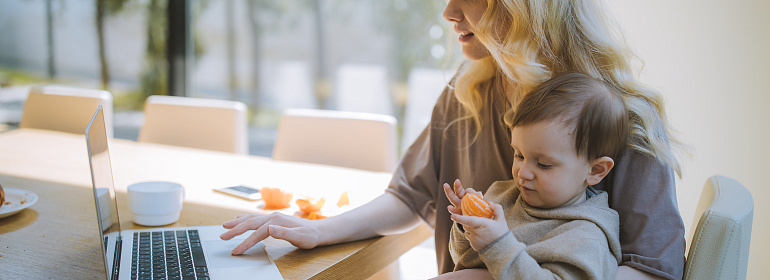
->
<box><xmin>444</xmin><ymin>72</ymin><xmax>627</xmax><ymax>279</ymax></box>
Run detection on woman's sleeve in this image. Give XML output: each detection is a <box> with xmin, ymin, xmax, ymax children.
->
<box><xmin>449</xmin><ymin>222</ymin><xmax>486</xmax><ymax>270</ymax></box>
<box><xmin>603</xmin><ymin>149</ymin><xmax>686</xmax><ymax>280</ymax></box>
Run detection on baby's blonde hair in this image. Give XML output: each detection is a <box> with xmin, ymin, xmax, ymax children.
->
<box><xmin>452</xmin><ymin>0</ymin><xmax>684</xmax><ymax>176</ymax></box>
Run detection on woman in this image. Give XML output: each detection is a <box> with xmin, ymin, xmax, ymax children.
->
<box><xmin>221</xmin><ymin>0</ymin><xmax>686</xmax><ymax>279</ymax></box>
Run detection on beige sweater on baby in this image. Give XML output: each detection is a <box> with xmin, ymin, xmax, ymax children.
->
<box><xmin>449</xmin><ymin>180</ymin><xmax>622</xmax><ymax>279</ymax></box>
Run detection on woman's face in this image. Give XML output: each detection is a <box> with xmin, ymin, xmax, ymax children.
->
<box><xmin>443</xmin><ymin>0</ymin><xmax>491</xmax><ymax>60</ymax></box>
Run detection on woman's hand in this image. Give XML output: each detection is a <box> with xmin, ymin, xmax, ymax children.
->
<box><xmin>220</xmin><ymin>212</ymin><xmax>322</xmax><ymax>255</ymax></box>
<box><xmin>443</xmin><ymin>179</ymin><xmax>468</xmax><ymax>215</ymax></box>
<box><xmin>450</xmin><ymin>201</ymin><xmax>508</xmax><ymax>252</ymax></box>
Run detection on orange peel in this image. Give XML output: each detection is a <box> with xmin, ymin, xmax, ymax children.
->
<box><xmin>336</xmin><ymin>192</ymin><xmax>349</xmax><ymax>207</ymax></box>
<box><xmin>296</xmin><ymin>197</ymin><xmax>325</xmax><ymax>214</ymax></box>
<box><xmin>297</xmin><ymin>211</ymin><xmax>328</xmax><ymax>220</ymax></box>
<box><xmin>261</xmin><ymin>187</ymin><xmax>293</xmax><ymax>209</ymax></box>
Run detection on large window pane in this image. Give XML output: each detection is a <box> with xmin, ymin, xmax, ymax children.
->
<box><xmin>0</xmin><ymin>0</ymin><xmax>461</xmax><ymax>157</ymax></box>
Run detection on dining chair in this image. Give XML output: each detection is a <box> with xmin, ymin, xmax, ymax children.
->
<box><xmin>19</xmin><ymin>85</ymin><xmax>113</xmax><ymax>137</ymax></box>
<box><xmin>138</xmin><ymin>95</ymin><xmax>249</xmax><ymax>154</ymax></box>
<box><xmin>272</xmin><ymin>108</ymin><xmax>398</xmax><ymax>173</ymax></box>
<box><xmin>272</xmin><ymin>108</ymin><xmax>401</xmax><ymax>279</ymax></box>
<box><xmin>684</xmin><ymin>175</ymin><xmax>753</xmax><ymax>280</ymax></box>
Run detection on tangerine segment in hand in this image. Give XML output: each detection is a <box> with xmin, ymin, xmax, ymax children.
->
<box><xmin>261</xmin><ymin>187</ymin><xmax>293</xmax><ymax>209</ymax></box>
<box><xmin>461</xmin><ymin>193</ymin><xmax>493</xmax><ymax>219</ymax></box>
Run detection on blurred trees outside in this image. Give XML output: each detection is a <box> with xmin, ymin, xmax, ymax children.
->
<box><xmin>96</xmin><ymin>0</ymin><xmax>131</xmax><ymax>90</ymax></box>
<box><xmin>1</xmin><ymin>0</ymin><xmax>457</xmax><ymax>137</ymax></box>
<box><xmin>139</xmin><ymin>0</ymin><xmax>166</xmax><ymax>102</ymax></box>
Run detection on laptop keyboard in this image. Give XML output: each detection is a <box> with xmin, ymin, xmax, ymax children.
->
<box><xmin>131</xmin><ymin>229</ymin><xmax>209</xmax><ymax>280</ymax></box>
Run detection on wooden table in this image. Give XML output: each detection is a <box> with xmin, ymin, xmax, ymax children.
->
<box><xmin>0</xmin><ymin>129</ymin><xmax>432</xmax><ymax>279</ymax></box>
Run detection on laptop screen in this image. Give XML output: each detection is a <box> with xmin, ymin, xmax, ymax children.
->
<box><xmin>85</xmin><ymin>105</ymin><xmax>122</xmax><ymax>278</ymax></box>
<box><xmin>84</xmin><ymin>105</ymin><xmax>285</xmax><ymax>280</ymax></box>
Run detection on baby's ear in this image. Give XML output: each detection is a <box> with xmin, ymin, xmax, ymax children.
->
<box><xmin>586</xmin><ymin>157</ymin><xmax>614</xmax><ymax>186</ymax></box>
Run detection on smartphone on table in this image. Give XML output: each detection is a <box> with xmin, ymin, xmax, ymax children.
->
<box><xmin>214</xmin><ymin>185</ymin><xmax>261</xmax><ymax>201</ymax></box>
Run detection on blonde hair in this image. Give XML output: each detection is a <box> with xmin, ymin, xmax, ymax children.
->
<box><xmin>452</xmin><ymin>0</ymin><xmax>684</xmax><ymax>176</ymax></box>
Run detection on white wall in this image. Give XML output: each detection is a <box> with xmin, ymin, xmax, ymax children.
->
<box><xmin>607</xmin><ymin>1</ymin><xmax>770</xmax><ymax>279</ymax></box>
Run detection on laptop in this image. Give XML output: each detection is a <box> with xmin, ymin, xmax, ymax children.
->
<box><xmin>85</xmin><ymin>105</ymin><xmax>284</xmax><ymax>280</ymax></box>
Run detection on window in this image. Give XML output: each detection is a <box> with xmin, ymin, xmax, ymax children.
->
<box><xmin>0</xmin><ymin>0</ymin><xmax>461</xmax><ymax>156</ymax></box>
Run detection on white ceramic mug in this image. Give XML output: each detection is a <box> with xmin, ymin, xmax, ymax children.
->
<box><xmin>128</xmin><ymin>181</ymin><xmax>185</xmax><ymax>226</ymax></box>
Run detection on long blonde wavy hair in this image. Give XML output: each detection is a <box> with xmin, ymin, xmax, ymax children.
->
<box><xmin>452</xmin><ymin>0</ymin><xmax>684</xmax><ymax>176</ymax></box>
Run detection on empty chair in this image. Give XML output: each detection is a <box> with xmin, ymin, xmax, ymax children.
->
<box><xmin>272</xmin><ymin>108</ymin><xmax>398</xmax><ymax>173</ymax></box>
<box><xmin>138</xmin><ymin>95</ymin><xmax>248</xmax><ymax>154</ymax></box>
<box><xmin>19</xmin><ymin>85</ymin><xmax>113</xmax><ymax>137</ymax></box>
<box><xmin>684</xmin><ymin>175</ymin><xmax>754</xmax><ymax>280</ymax></box>
<box><xmin>273</xmin><ymin>108</ymin><xmax>400</xmax><ymax>279</ymax></box>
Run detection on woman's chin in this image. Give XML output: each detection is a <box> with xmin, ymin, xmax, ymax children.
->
<box><xmin>461</xmin><ymin>47</ymin><xmax>491</xmax><ymax>61</ymax></box>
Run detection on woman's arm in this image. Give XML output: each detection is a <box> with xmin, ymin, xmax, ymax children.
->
<box><xmin>330</xmin><ymin>191</ymin><xmax>423</xmax><ymax>238</ymax></box>
<box><xmin>221</xmin><ymin>192</ymin><xmax>421</xmax><ymax>254</ymax></box>
<box><xmin>604</xmin><ymin>149</ymin><xmax>686</xmax><ymax>279</ymax></box>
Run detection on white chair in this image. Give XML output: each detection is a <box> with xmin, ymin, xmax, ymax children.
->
<box><xmin>138</xmin><ymin>95</ymin><xmax>248</xmax><ymax>154</ymax></box>
<box><xmin>19</xmin><ymin>85</ymin><xmax>113</xmax><ymax>137</ymax></box>
<box><xmin>273</xmin><ymin>108</ymin><xmax>400</xmax><ymax>279</ymax></box>
<box><xmin>684</xmin><ymin>175</ymin><xmax>753</xmax><ymax>280</ymax></box>
<box><xmin>272</xmin><ymin>108</ymin><xmax>398</xmax><ymax>173</ymax></box>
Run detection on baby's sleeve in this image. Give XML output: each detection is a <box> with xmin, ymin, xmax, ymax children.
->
<box><xmin>448</xmin><ymin>222</ymin><xmax>486</xmax><ymax>271</ymax></box>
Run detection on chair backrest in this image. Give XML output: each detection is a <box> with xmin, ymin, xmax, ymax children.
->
<box><xmin>684</xmin><ymin>175</ymin><xmax>753</xmax><ymax>280</ymax></box>
<box><xmin>272</xmin><ymin>108</ymin><xmax>398</xmax><ymax>173</ymax></box>
<box><xmin>138</xmin><ymin>95</ymin><xmax>248</xmax><ymax>154</ymax></box>
<box><xmin>19</xmin><ymin>85</ymin><xmax>113</xmax><ymax>137</ymax></box>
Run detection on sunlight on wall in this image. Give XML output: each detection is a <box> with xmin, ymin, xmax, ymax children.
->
<box><xmin>607</xmin><ymin>1</ymin><xmax>770</xmax><ymax>279</ymax></box>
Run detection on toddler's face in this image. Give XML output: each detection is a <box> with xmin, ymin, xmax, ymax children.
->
<box><xmin>510</xmin><ymin>121</ymin><xmax>592</xmax><ymax>208</ymax></box>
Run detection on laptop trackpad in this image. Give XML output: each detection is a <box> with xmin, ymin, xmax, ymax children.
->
<box><xmin>204</xmin><ymin>239</ymin><xmax>273</xmax><ymax>268</ymax></box>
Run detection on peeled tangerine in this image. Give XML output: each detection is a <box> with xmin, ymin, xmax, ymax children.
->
<box><xmin>261</xmin><ymin>187</ymin><xmax>293</xmax><ymax>209</ymax></box>
<box><xmin>461</xmin><ymin>192</ymin><xmax>493</xmax><ymax>219</ymax></box>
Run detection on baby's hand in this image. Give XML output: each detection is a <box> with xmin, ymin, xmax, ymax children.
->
<box><xmin>451</xmin><ymin>201</ymin><xmax>508</xmax><ymax>252</ymax></box>
<box><xmin>443</xmin><ymin>179</ymin><xmax>467</xmax><ymax>215</ymax></box>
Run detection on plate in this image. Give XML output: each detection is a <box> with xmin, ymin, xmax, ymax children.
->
<box><xmin>0</xmin><ymin>188</ymin><xmax>39</xmax><ymax>219</ymax></box>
